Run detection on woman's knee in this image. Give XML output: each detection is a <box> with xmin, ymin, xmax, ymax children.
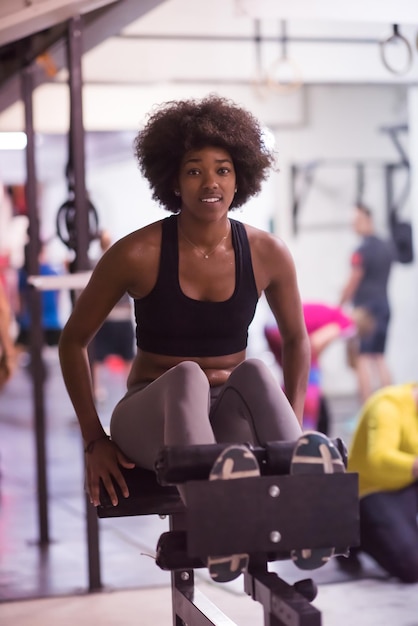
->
<box><xmin>169</xmin><ymin>360</ymin><xmax>209</xmax><ymax>390</ymax></box>
<box><xmin>233</xmin><ymin>358</ymin><xmax>273</xmax><ymax>383</ymax></box>
<box><xmin>232</xmin><ymin>358</ymin><xmax>286</xmax><ymax>397</ymax></box>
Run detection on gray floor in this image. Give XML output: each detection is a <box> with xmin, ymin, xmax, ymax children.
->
<box><xmin>1</xmin><ymin>349</ymin><xmax>418</xmax><ymax>625</ymax></box>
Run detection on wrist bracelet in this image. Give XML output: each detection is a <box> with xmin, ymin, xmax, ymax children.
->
<box><xmin>84</xmin><ymin>434</ymin><xmax>110</xmax><ymax>454</ymax></box>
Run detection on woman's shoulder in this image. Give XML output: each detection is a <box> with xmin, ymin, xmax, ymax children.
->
<box><xmin>88</xmin><ymin>219</ymin><xmax>168</xmax><ymax>298</ymax></box>
<box><xmin>111</xmin><ymin>218</ymin><xmax>167</xmax><ymax>252</ymax></box>
<box><xmin>240</xmin><ymin>221</ymin><xmax>289</xmax><ymax>256</ymax></box>
<box><xmin>94</xmin><ymin>219</ymin><xmax>167</xmax><ymax>276</ymax></box>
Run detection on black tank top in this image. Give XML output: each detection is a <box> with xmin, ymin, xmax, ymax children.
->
<box><xmin>134</xmin><ymin>215</ymin><xmax>259</xmax><ymax>357</ymax></box>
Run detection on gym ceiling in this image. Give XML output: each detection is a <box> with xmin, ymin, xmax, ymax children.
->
<box><xmin>0</xmin><ymin>0</ymin><xmax>418</xmax><ymax>134</ymax></box>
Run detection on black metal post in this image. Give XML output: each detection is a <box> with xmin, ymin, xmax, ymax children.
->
<box><xmin>385</xmin><ymin>164</ymin><xmax>394</xmax><ymax>227</ymax></box>
<box><xmin>67</xmin><ymin>16</ymin><xmax>91</xmax><ymax>272</ymax></box>
<box><xmin>21</xmin><ymin>62</ymin><xmax>50</xmax><ymax>545</ymax></box>
<box><xmin>66</xmin><ymin>14</ymin><xmax>102</xmax><ymax>591</ymax></box>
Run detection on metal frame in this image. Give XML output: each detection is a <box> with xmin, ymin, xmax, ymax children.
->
<box><xmin>0</xmin><ymin>0</ymin><xmax>167</xmax><ymax>113</ymax></box>
<box><xmin>97</xmin><ymin>446</ymin><xmax>359</xmax><ymax>626</ymax></box>
<box><xmin>22</xmin><ymin>56</ymin><xmax>50</xmax><ymax>546</ymax></box>
<box><xmin>19</xmin><ymin>16</ymin><xmax>103</xmax><ymax>588</ymax></box>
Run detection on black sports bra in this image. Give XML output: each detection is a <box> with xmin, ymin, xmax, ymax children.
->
<box><xmin>134</xmin><ymin>215</ymin><xmax>259</xmax><ymax>357</ymax></box>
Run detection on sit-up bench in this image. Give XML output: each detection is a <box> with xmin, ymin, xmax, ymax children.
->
<box><xmin>98</xmin><ymin>441</ymin><xmax>359</xmax><ymax>626</ymax></box>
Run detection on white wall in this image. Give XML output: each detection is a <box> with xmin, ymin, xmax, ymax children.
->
<box><xmin>270</xmin><ymin>85</ymin><xmax>414</xmax><ymax>394</ymax></box>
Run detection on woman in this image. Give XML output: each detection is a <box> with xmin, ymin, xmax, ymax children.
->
<box><xmin>59</xmin><ymin>95</ymin><xmax>311</xmax><ymax>580</ymax></box>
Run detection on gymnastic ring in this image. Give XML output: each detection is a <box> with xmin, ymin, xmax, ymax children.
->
<box><xmin>379</xmin><ymin>25</ymin><xmax>413</xmax><ymax>75</ymax></box>
<box><xmin>265</xmin><ymin>56</ymin><xmax>303</xmax><ymax>95</ymax></box>
<box><xmin>56</xmin><ymin>196</ymin><xmax>100</xmax><ymax>250</ymax></box>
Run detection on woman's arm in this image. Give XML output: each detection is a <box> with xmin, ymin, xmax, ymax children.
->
<box><xmin>59</xmin><ymin>240</ymin><xmax>138</xmax><ymax>506</ymax></box>
<box><xmin>309</xmin><ymin>323</ymin><xmax>345</xmax><ymax>361</ymax></box>
<box><xmin>339</xmin><ymin>265</ymin><xmax>364</xmax><ymax>307</ymax></box>
<box><xmin>258</xmin><ymin>233</ymin><xmax>310</xmax><ymax>424</ymax></box>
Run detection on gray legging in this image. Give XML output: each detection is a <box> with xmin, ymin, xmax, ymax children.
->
<box><xmin>110</xmin><ymin>358</ymin><xmax>302</xmax><ymax>471</ymax></box>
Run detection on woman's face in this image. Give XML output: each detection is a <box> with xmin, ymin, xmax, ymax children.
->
<box><xmin>176</xmin><ymin>146</ymin><xmax>236</xmax><ymax>220</ymax></box>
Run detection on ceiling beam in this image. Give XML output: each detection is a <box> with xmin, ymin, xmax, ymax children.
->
<box><xmin>0</xmin><ymin>0</ymin><xmax>168</xmax><ymax>115</ymax></box>
<box><xmin>0</xmin><ymin>0</ymin><xmax>118</xmax><ymax>48</ymax></box>
<box><xmin>0</xmin><ymin>24</ymin><xmax>68</xmax><ymax>90</ymax></box>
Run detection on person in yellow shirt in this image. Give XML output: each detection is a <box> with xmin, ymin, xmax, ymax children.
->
<box><xmin>346</xmin><ymin>383</ymin><xmax>418</xmax><ymax>582</ymax></box>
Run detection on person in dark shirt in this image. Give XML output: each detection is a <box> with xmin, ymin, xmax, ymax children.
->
<box><xmin>59</xmin><ymin>95</ymin><xmax>343</xmax><ymax>582</ymax></box>
<box><xmin>339</xmin><ymin>203</ymin><xmax>395</xmax><ymax>402</ymax></box>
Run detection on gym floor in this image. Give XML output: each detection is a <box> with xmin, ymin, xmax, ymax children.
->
<box><xmin>1</xmin><ymin>349</ymin><xmax>417</xmax><ymax>625</ymax></box>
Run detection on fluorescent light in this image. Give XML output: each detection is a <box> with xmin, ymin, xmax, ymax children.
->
<box><xmin>0</xmin><ymin>132</ymin><xmax>27</xmax><ymax>150</ymax></box>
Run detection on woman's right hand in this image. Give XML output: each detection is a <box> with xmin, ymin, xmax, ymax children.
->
<box><xmin>84</xmin><ymin>437</ymin><xmax>135</xmax><ymax>507</ymax></box>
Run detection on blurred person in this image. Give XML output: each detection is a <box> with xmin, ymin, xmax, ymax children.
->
<box><xmin>265</xmin><ymin>302</ymin><xmax>356</xmax><ymax>433</ymax></box>
<box><xmin>343</xmin><ymin>383</ymin><xmax>418</xmax><ymax>583</ymax></box>
<box><xmin>0</xmin><ymin>280</ymin><xmax>17</xmax><ymax>389</ymax></box>
<box><xmin>16</xmin><ymin>243</ymin><xmax>63</xmax><ymax>349</ymax></box>
<box><xmin>339</xmin><ymin>203</ymin><xmax>395</xmax><ymax>402</ymax></box>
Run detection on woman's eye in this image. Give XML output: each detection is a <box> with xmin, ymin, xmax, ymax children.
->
<box><xmin>219</xmin><ymin>167</ymin><xmax>230</xmax><ymax>175</ymax></box>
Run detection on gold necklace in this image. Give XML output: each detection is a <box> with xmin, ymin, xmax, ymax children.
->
<box><xmin>179</xmin><ymin>220</ymin><xmax>231</xmax><ymax>259</ymax></box>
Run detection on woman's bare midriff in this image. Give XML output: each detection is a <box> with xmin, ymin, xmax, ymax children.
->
<box><xmin>127</xmin><ymin>349</ymin><xmax>247</xmax><ymax>388</ymax></box>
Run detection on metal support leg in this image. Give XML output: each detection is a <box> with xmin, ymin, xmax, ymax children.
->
<box><xmin>22</xmin><ymin>62</ymin><xmax>50</xmax><ymax>546</ymax></box>
<box><xmin>244</xmin><ymin>568</ymin><xmax>321</xmax><ymax>626</ymax></box>
<box><xmin>168</xmin><ymin>511</ymin><xmax>238</xmax><ymax>625</ymax></box>
<box><xmin>66</xmin><ymin>14</ymin><xmax>102</xmax><ymax>590</ymax></box>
